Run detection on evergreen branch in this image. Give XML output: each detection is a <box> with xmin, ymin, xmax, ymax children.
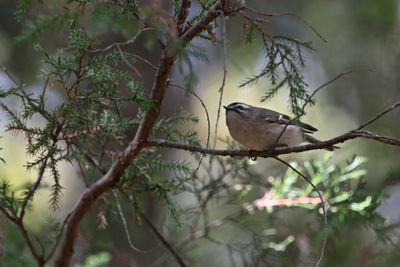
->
<box><xmin>19</xmin><ymin>161</ymin><xmax>47</xmax><ymax>220</ymax></box>
<box><xmin>55</xmin><ymin>4</ymin><xmax>223</xmax><ymax>266</ymax></box>
<box><xmin>55</xmin><ymin>50</ymin><xmax>175</xmax><ymax>267</ymax></box>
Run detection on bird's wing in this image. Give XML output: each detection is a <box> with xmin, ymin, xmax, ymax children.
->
<box><xmin>296</xmin><ymin>120</ymin><xmax>318</xmax><ymax>133</ymax></box>
<box><xmin>254</xmin><ymin>107</ymin><xmax>318</xmax><ymax>133</ymax></box>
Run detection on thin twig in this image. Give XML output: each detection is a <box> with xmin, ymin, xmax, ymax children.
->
<box><xmin>77</xmin><ymin>161</ymin><xmax>90</xmax><ymax>187</ymax></box>
<box><xmin>244</xmin><ymin>7</ymin><xmax>327</xmax><ymax>43</ymax></box>
<box><xmin>0</xmin><ymin>65</ymin><xmax>19</xmax><ymax>85</ymax></box>
<box><xmin>44</xmin><ymin>213</ymin><xmax>72</xmax><ymax>262</ymax></box>
<box><xmin>0</xmin><ymin>215</ymin><xmax>3</xmax><ymax>258</ymax></box>
<box><xmin>113</xmin><ymin>190</ymin><xmax>150</xmax><ymax>253</ymax></box>
<box><xmin>89</xmin><ymin>28</ymin><xmax>154</xmax><ymax>53</ymax></box>
<box><xmin>152</xmin><ymin>208</ymin><xmax>250</xmax><ymax>267</ymax></box>
<box><xmin>309</xmin><ymin>69</ymin><xmax>372</xmax><ymax>101</ymax></box>
<box><xmin>117</xmin><ymin>45</ymin><xmax>142</xmax><ymax>77</ymax></box>
<box><xmin>272</xmin><ymin>69</ymin><xmax>372</xmax><ymax>149</ymax></box>
<box><xmin>19</xmin><ymin>161</ymin><xmax>47</xmax><ymax>220</ymax></box>
<box><xmin>168</xmin><ymin>82</ymin><xmax>211</xmax><ymax>175</ymax></box>
<box><xmin>17</xmin><ymin>219</ymin><xmax>45</xmax><ymax>266</ymax></box>
<box><xmin>212</xmin><ymin>14</ymin><xmax>228</xmax><ymax>150</ymax></box>
<box><xmin>0</xmin><ymin>207</ymin><xmax>17</xmax><ymax>223</ymax></box>
<box><xmin>357</xmin><ymin>100</ymin><xmax>400</xmax><ymax>130</ymax></box>
<box><xmin>238</xmin><ymin>10</ymin><xmax>271</xmax><ymax>40</ymax></box>
<box><xmin>273</xmin><ymin>157</ymin><xmax>327</xmax><ymax>267</ymax></box>
<box><xmin>130</xmin><ymin>53</ymin><xmax>158</xmax><ymax>70</ymax></box>
<box><xmin>141</xmin><ymin>212</ymin><xmax>187</xmax><ymax>267</ymax></box>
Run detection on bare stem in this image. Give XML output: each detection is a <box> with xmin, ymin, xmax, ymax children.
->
<box><xmin>141</xmin><ymin>212</ymin><xmax>187</xmax><ymax>267</ymax></box>
<box><xmin>357</xmin><ymin>100</ymin><xmax>400</xmax><ymax>130</ymax></box>
<box><xmin>273</xmin><ymin>157</ymin><xmax>327</xmax><ymax>267</ymax></box>
<box><xmin>212</xmin><ymin>14</ymin><xmax>228</xmax><ymax>149</ymax></box>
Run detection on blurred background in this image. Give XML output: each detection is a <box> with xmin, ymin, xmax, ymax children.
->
<box><xmin>0</xmin><ymin>0</ymin><xmax>400</xmax><ymax>266</ymax></box>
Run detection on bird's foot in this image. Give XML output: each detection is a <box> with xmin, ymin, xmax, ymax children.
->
<box><xmin>248</xmin><ymin>150</ymin><xmax>258</xmax><ymax>161</ymax></box>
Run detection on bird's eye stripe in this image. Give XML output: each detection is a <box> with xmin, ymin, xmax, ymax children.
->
<box><xmin>232</xmin><ymin>104</ymin><xmax>248</xmax><ymax>110</ymax></box>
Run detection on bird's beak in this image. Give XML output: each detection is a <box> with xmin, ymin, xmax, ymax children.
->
<box><xmin>223</xmin><ymin>105</ymin><xmax>228</xmax><ymax>110</ymax></box>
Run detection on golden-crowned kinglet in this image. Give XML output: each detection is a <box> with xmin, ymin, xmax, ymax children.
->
<box><xmin>224</xmin><ymin>102</ymin><xmax>335</xmax><ymax>151</ymax></box>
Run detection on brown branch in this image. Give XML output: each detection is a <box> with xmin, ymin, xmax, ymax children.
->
<box><xmin>55</xmin><ymin>3</ymin><xmax>224</xmax><ymax>266</ymax></box>
<box><xmin>17</xmin><ymin>219</ymin><xmax>45</xmax><ymax>266</ymax></box>
<box><xmin>144</xmin><ymin>129</ymin><xmax>400</xmax><ymax>157</ymax></box>
<box><xmin>176</xmin><ymin>0</ymin><xmax>191</xmax><ymax>34</ymax></box>
<box><xmin>181</xmin><ymin>3</ymin><xmax>222</xmax><ymax>44</ymax></box>
<box><xmin>55</xmin><ymin>50</ymin><xmax>175</xmax><ymax>267</ymax></box>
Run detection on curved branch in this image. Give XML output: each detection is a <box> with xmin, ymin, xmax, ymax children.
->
<box><xmin>55</xmin><ymin>51</ymin><xmax>175</xmax><ymax>267</ymax></box>
<box><xmin>357</xmin><ymin>100</ymin><xmax>400</xmax><ymax>130</ymax></box>
<box><xmin>143</xmin><ymin>130</ymin><xmax>400</xmax><ymax>157</ymax></box>
<box><xmin>243</xmin><ymin>7</ymin><xmax>327</xmax><ymax>43</ymax></box>
<box><xmin>55</xmin><ymin>3</ymin><xmax>224</xmax><ymax>266</ymax></box>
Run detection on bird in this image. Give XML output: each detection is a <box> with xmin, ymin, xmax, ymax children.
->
<box><xmin>223</xmin><ymin>102</ymin><xmax>335</xmax><ymax>151</ymax></box>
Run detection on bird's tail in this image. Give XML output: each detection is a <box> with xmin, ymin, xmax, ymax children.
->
<box><xmin>304</xmin><ymin>134</ymin><xmax>338</xmax><ymax>151</ymax></box>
